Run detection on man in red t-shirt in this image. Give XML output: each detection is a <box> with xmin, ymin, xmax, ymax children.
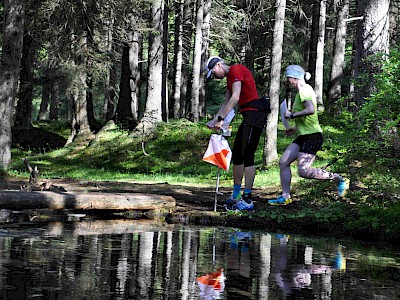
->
<box><xmin>206</xmin><ymin>56</ymin><xmax>268</xmax><ymax>211</ymax></box>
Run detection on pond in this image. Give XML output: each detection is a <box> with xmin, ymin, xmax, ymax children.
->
<box><xmin>0</xmin><ymin>219</ymin><xmax>399</xmax><ymax>299</ymax></box>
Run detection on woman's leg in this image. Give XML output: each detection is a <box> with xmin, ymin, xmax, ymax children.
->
<box><xmin>279</xmin><ymin>143</ymin><xmax>300</xmax><ymax>198</ymax></box>
<box><xmin>297</xmin><ymin>152</ymin><xmax>341</xmax><ymax>181</ymax></box>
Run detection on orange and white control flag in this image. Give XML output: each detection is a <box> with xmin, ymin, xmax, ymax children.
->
<box><xmin>203</xmin><ymin>134</ymin><xmax>232</xmax><ymax>171</ymax></box>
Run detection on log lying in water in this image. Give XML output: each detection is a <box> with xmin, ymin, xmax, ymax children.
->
<box><xmin>0</xmin><ymin>191</ymin><xmax>175</xmax><ymax>210</ymax></box>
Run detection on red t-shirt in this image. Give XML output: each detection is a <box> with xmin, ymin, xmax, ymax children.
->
<box><xmin>226</xmin><ymin>64</ymin><xmax>259</xmax><ymax>111</ymax></box>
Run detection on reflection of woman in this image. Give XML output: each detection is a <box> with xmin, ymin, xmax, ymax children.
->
<box><xmin>269</xmin><ymin>65</ymin><xmax>349</xmax><ymax>206</ymax></box>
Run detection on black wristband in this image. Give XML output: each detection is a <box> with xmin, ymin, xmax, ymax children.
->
<box><xmin>217</xmin><ymin>116</ymin><xmax>224</xmax><ymax>122</ymax></box>
<box><xmin>290</xmin><ymin>113</ymin><xmax>295</xmax><ymax>119</ymax></box>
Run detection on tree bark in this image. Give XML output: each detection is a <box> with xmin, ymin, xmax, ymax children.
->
<box><xmin>190</xmin><ymin>0</ymin><xmax>204</xmax><ymax>122</ymax></box>
<box><xmin>328</xmin><ymin>0</ymin><xmax>350</xmax><ymax>105</ymax></box>
<box><xmin>354</xmin><ymin>0</ymin><xmax>390</xmax><ymax>106</ymax></box>
<box><xmin>14</xmin><ymin>34</ymin><xmax>36</xmax><ymax>129</ymax></box>
<box><xmin>140</xmin><ymin>0</ymin><xmax>164</xmax><ymax>129</ymax></box>
<box><xmin>179</xmin><ymin>0</ymin><xmax>195</xmax><ymax>118</ymax></box>
<box><xmin>314</xmin><ymin>0</ymin><xmax>326</xmax><ymax>106</ymax></box>
<box><xmin>264</xmin><ymin>0</ymin><xmax>286</xmax><ymax>167</ymax></box>
<box><xmin>0</xmin><ymin>0</ymin><xmax>25</xmax><ymax>170</ymax></box>
<box><xmin>172</xmin><ymin>0</ymin><xmax>184</xmax><ymax>118</ymax></box>
<box><xmin>199</xmin><ymin>0</ymin><xmax>212</xmax><ymax>118</ymax></box>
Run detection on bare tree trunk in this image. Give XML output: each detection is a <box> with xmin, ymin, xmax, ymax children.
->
<box><xmin>199</xmin><ymin>0</ymin><xmax>212</xmax><ymax>118</ymax></box>
<box><xmin>115</xmin><ymin>44</ymin><xmax>134</xmax><ymax>127</ymax></box>
<box><xmin>172</xmin><ymin>0</ymin><xmax>184</xmax><ymax>118</ymax></box>
<box><xmin>354</xmin><ymin>0</ymin><xmax>390</xmax><ymax>106</ymax></box>
<box><xmin>161</xmin><ymin>1</ymin><xmax>169</xmax><ymax>121</ymax></box>
<box><xmin>190</xmin><ymin>0</ymin><xmax>204</xmax><ymax>122</ymax></box>
<box><xmin>0</xmin><ymin>0</ymin><xmax>25</xmax><ymax>170</ymax></box>
<box><xmin>315</xmin><ymin>0</ymin><xmax>326</xmax><ymax>106</ymax></box>
<box><xmin>140</xmin><ymin>0</ymin><xmax>164</xmax><ymax>129</ymax></box>
<box><xmin>15</xmin><ymin>34</ymin><xmax>36</xmax><ymax>129</ymax></box>
<box><xmin>129</xmin><ymin>26</ymin><xmax>142</xmax><ymax>125</ymax></box>
<box><xmin>328</xmin><ymin>0</ymin><xmax>350</xmax><ymax>106</ymax></box>
<box><xmin>180</xmin><ymin>0</ymin><xmax>194</xmax><ymax>118</ymax></box>
<box><xmin>308</xmin><ymin>1</ymin><xmax>320</xmax><ymax>87</ymax></box>
<box><xmin>263</xmin><ymin>0</ymin><xmax>286</xmax><ymax>167</ymax></box>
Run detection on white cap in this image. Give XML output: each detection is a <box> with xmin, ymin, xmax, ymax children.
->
<box><xmin>206</xmin><ymin>56</ymin><xmax>222</xmax><ymax>78</ymax></box>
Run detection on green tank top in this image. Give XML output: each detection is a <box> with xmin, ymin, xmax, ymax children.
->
<box><xmin>292</xmin><ymin>84</ymin><xmax>322</xmax><ymax>136</ymax></box>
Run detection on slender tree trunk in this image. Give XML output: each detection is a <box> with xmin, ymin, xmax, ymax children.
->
<box><xmin>180</xmin><ymin>0</ymin><xmax>194</xmax><ymax>118</ymax></box>
<box><xmin>172</xmin><ymin>0</ymin><xmax>184</xmax><ymax>118</ymax></box>
<box><xmin>328</xmin><ymin>0</ymin><xmax>350</xmax><ymax>106</ymax></box>
<box><xmin>15</xmin><ymin>34</ymin><xmax>36</xmax><ymax>129</ymax></box>
<box><xmin>0</xmin><ymin>0</ymin><xmax>25</xmax><ymax>169</ymax></box>
<box><xmin>354</xmin><ymin>0</ymin><xmax>390</xmax><ymax>106</ymax></box>
<box><xmin>190</xmin><ymin>0</ymin><xmax>204</xmax><ymax>122</ymax></box>
<box><xmin>140</xmin><ymin>0</ymin><xmax>164</xmax><ymax>129</ymax></box>
<box><xmin>161</xmin><ymin>1</ymin><xmax>169</xmax><ymax>121</ymax></box>
<box><xmin>115</xmin><ymin>44</ymin><xmax>134</xmax><ymax>127</ymax></box>
<box><xmin>49</xmin><ymin>79</ymin><xmax>60</xmax><ymax>120</ymax></box>
<box><xmin>314</xmin><ymin>0</ymin><xmax>326</xmax><ymax>106</ymax></box>
<box><xmin>264</xmin><ymin>0</ymin><xmax>286</xmax><ymax>167</ymax></box>
<box><xmin>308</xmin><ymin>1</ymin><xmax>320</xmax><ymax>87</ymax></box>
<box><xmin>199</xmin><ymin>0</ymin><xmax>212</xmax><ymax>118</ymax></box>
<box><xmin>129</xmin><ymin>26</ymin><xmax>142</xmax><ymax>126</ymax></box>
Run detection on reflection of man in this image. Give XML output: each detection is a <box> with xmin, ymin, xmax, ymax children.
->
<box><xmin>226</xmin><ymin>231</ymin><xmax>253</xmax><ymax>296</ymax></box>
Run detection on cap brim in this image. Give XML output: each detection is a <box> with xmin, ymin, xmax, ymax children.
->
<box><xmin>206</xmin><ymin>69</ymin><xmax>212</xmax><ymax>78</ymax></box>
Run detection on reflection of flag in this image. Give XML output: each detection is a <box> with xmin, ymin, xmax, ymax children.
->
<box><xmin>203</xmin><ymin>134</ymin><xmax>232</xmax><ymax>171</ymax></box>
<box><xmin>196</xmin><ymin>269</ymin><xmax>225</xmax><ymax>298</ymax></box>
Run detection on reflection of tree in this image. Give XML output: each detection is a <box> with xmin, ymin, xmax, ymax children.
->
<box><xmin>258</xmin><ymin>234</ymin><xmax>272</xmax><ymax>298</ymax></box>
<box><xmin>137</xmin><ymin>232</ymin><xmax>154</xmax><ymax>299</ymax></box>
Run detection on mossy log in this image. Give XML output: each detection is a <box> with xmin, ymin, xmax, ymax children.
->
<box><xmin>0</xmin><ymin>191</ymin><xmax>175</xmax><ymax>211</ymax></box>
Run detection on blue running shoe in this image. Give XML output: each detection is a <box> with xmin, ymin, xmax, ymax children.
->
<box><xmin>337</xmin><ymin>178</ymin><xmax>349</xmax><ymax>197</ymax></box>
<box><xmin>225</xmin><ymin>195</ymin><xmax>240</xmax><ymax>209</ymax></box>
<box><xmin>233</xmin><ymin>199</ymin><xmax>254</xmax><ymax>211</ymax></box>
<box><xmin>268</xmin><ymin>195</ymin><xmax>292</xmax><ymax>206</ymax></box>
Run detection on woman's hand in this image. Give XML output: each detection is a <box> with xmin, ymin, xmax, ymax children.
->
<box><xmin>284</xmin><ymin>110</ymin><xmax>292</xmax><ymax>119</ymax></box>
<box><xmin>285</xmin><ymin>127</ymin><xmax>296</xmax><ymax>136</ymax></box>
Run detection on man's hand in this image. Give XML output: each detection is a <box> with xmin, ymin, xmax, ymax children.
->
<box><xmin>206</xmin><ymin>119</ymin><xmax>223</xmax><ymax>130</ymax></box>
<box><xmin>285</xmin><ymin>127</ymin><xmax>296</xmax><ymax>136</ymax></box>
<box><xmin>284</xmin><ymin>110</ymin><xmax>292</xmax><ymax>119</ymax></box>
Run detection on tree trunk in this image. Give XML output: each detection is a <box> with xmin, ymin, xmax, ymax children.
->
<box><xmin>129</xmin><ymin>23</ymin><xmax>142</xmax><ymax>126</ymax></box>
<box><xmin>328</xmin><ymin>0</ymin><xmax>350</xmax><ymax>105</ymax></box>
<box><xmin>354</xmin><ymin>0</ymin><xmax>390</xmax><ymax>106</ymax></box>
<box><xmin>140</xmin><ymin>0</ymin><xmax>164</xmax><ymax>129</ymax></box>
<box><xmin>199</xmin><ymin>0</ymin><xmax>212</xmax><ymax>118</ymax></box>
<box><xmin>15</xmin><ymin>34</ymin><xmax>36</xmax><ymax>129</ymax></box>
<box><xmin>0</xmin><ymin>0</ymin><xmax>25</xmax><ymax>170</ymax></box>
<box><xmin>172</xmin><ymin>0</ymin><xmax>184</xmax><ymax>118</ymax></box>
<box><xmin>162</xmin><ymin>1</ymin><xmax>169</xmax><ymax>122</ymax></box>
<box><xmin>263</xmin><ymin>0</ymin><xmax>286</xmax><ymax>167</ymax></box>
<box><xmin>308</xmin><ymin>1</ymin><xmax>320</xmax><ymax>87</ymax></box>
<box><xmin>180</xmin><ymin>0</ymin><xmax>194</xmax><ymax>118</ymax></box>
<box><xmin>314</xmin><ymin>0</ymin><xmax>326</xmax><ymax>106</ymax></box>
<box><xmin>190</xmin><ymin>0</ymin><xmax>204</xmax><ymax>122</ymax></box>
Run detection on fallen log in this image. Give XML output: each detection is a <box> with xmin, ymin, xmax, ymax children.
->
<box><xmin>0</xmin><ymin>191</ymin><xmax>175</xmax><ymax>211</ymax></box>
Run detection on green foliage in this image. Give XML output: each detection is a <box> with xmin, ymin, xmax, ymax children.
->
<box><xmin>358</xmin><ymin>49</ymin><xmax>400</xmax><ymax>148</ymax></box>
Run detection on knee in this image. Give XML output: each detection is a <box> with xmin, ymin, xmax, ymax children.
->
<box><xmin>298</xmin><ymin>167</ymin><xmax>310</xmax><ymax>178</ymax></box>
<box><xmin>279</xmin><ymin>157</ymin><xmax>290</xmax><ymax>169</ymax></box>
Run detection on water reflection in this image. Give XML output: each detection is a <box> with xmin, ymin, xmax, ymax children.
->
<box><xmin>0</xmin><ymin>220</ymin><xmax>399</xmax><ymax>299</ymax></box>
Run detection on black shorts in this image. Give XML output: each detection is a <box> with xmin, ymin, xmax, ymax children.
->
<box><xmin>232</xmin><ymin>113</ymin><xmax>264</xmax><ymax>167</ymax></box>
<box><xmin>293</xmin><ymin>132</ymin><xmax>323</xmax><ymax>155</ymax></box>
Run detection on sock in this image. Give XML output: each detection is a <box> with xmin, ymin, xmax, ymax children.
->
<box><xmin>232</xmin><ymin>184</ymin><xmax>241</xmax><ymax>199</ymax></box>
<box><xmin>243</xmin><ymin>188</ymin><xmax>252</xmax><ymax>195</ymax></box>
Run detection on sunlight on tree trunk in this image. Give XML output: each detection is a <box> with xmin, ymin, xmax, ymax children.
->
<box><xmin>314</xmin><ymin>0</ymin><xmax>326</xmax><ymax>106</ymax></box>
<box><xmin>263</xmin><ymin>0</ymin><xmax>286</xmax><ymax>167</ymax></box>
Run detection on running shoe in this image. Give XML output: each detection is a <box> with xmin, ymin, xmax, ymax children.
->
<box><xmin>268</xmin><ymin>195</ymin><xmax>292</xmax><ymax>206</ymax></box>
<box><xmin>225</xmin><ymin>195</ymin><xmax>240</xmax><ymax>209</ymax></box>
<box><xmin>337</xmin><ymin>178</ymin><xmax>349</xmax><ymax>197</ymax></box>
<box><xmin>233</xmin><ymin>199</ymin><xmax>255</xmax><ymax>211</ymax></box>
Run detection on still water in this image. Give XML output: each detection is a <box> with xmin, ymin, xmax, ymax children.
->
<box><xmin>0</xmin><ymin>219</ymin><xmax>399</xmax><ymax>299</ymax></box>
